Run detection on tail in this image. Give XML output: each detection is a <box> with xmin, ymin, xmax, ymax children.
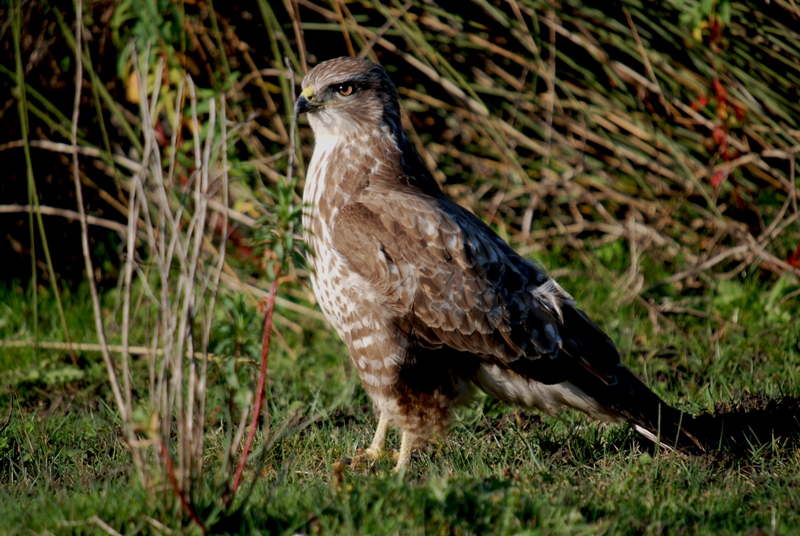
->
<box><xmin>557</xmin><ymin>306</ymin><xmax>704</xmax><ymax>452</ymax></box>
<box><xmin>592</xmin><ymin>367</ymin><xmax>704</xmax><ymax>452</ymax></box>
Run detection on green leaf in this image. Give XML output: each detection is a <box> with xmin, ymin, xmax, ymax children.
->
<box><xmin>762</xmin><ymin>274</ymin><xmax>797</xmax><ymax>324</ymax></box>
<box><xmin>714</xmin><ymin>279</ymin><xmax>747</xmax><ymax>307</ymax></box>
<box><xmin>43</xmin><ymin>365</ymin><xmax>85</xmax><ymax>386</ymax></box>
<box><xmin>719</xmin><ymin>1</ymin><xmax>732</xmax><ymax>24</ymax></box>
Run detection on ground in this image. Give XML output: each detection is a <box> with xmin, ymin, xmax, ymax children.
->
<box><xmin>1</xmin><ymin>247</ymin><xmax>798</xmax><ymax>535</ymax></box>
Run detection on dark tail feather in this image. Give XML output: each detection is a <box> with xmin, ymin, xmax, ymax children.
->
<box><xmin>599</xmin><ymin>367</ymin><xmax>704</xmax><ymax>452</ymax></box>
<box><xmin>557</xmin><ymin>306</ymin><xmax>703</xmax><ymax>452</ymax></box>
<box><xmin>557</xmin><ymin>308</ymin><xmax>800</xmax><ymax>454</ymax></box>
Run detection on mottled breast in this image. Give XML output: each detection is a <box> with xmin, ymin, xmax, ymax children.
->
<box><xmin>302</xmin><ymin>133</ymin><xmax>391</xmax><ymax>340</ymax></box>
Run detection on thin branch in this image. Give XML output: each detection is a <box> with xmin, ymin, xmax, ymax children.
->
<box><xmin>330</xmin><ymin>0</ymin><xmax>355</xmax><ymax>57</ymax></box>
<box><xmin>230</xmin><ymin>280</ymin><xmax>279</xmax><ymax>497</ymax></box>
<box><xmin>285</xmin><ymin>57</ymin><xmax>297</xmax><ymax>181</ymax></box>
<box><xmin>69</xmin><ymin>0</ymin><xmax>127</xmax><ymax>423</ymax></box>
<box><xmin>0</xmin><ymin>204</ymin><xmax>127</xmax><ymax>235</ymax></box>
<box><xmin>158</xmin><ymin>438</ymin><xmax>207</xmax><ymax>534</ymax></box>
<box><xmin>284</xmin><ymin>0</ymin><xmax>307</xmax><ymax>74</ymax></box>
<box><xmin>0</xmin><ymin>339</ymin><xmax>225</xmax><ymax>359</ymax></box>
<box><xmin>88</xmin><ymin>516</ymin><xmax>123</xmax><ymax>536</ymax></box>
<box><xmin>622</xmin><ymin>4</ymin><xmax>670</xmax><ymax>117</ymax></box>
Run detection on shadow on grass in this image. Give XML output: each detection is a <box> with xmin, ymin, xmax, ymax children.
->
<box><xmin>692</xmin><ymin>393</ymin><xmax>800</xmax><ymax>458</ymax></box>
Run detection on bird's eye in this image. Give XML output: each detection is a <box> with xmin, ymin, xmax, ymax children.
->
<box><xmin>337</xmin><ymin>84</ymin><xmax>355</xmax><ymax>96</ymax></box>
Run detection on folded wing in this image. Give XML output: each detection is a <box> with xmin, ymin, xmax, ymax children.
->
<box><xmin>331</xmin><ymin>183</ymin><xmax>703</xmax><ymax>451</ymax></box>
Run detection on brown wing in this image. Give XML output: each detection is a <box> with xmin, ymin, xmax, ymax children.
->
<box><xmin>331</xmin><ymin>180</ymin><xmax>709</xmax><ymax>450</ymax></box>
<box><xmin>331</xmin><ymin>183</ymin><xmax>623</xmax><ymax>385</ymax></box>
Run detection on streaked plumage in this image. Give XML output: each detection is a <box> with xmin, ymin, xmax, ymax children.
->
<box><xmin>296</xmin><ymin>57</ymin><xmax>700</xmax><ymax>470</ymax></box>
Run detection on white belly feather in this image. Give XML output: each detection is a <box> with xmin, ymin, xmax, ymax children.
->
<box><xmin>475</xmin><ymin>364</ymin><xmax>622</xmax><ymax>423</ymax></box>
<box><xmin>302</xmin><ymin>135</ymin><xmax>385</xmax><ymax>339</ymax></box>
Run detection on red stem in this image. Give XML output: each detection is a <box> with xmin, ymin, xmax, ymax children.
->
<box><xmin>159</xmin><ymin>438</ymin><xmax>207</xmax><ymax>533</ymax></box>
<box><xmin>231</xmin><ymin>279</ymin><xmax>278</xmax><ymax>496</ymax></box>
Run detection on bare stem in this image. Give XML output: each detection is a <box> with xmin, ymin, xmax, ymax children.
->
<box><xmin>285</xmin><ymin>57</ymin><xmax>297</xmax><ymax>183</ymax></box>
<box><xmin>230</xmin><ymin>279</ymin><xmax>279</xmax><ymax>498</ymax></box>
<box><xmin>158</xmin><ymin>438</ymin><xmax>207</xmax><ymax>534</ymax></box>
<box><xmin>69</xmin><ymin>0</ymin><xmax>128</xmax><ymax>431</ymax></box>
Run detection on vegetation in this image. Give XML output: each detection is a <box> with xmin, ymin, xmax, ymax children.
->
<box><xmin>1</xmin><ymin>0</ymin><xmax>799</xmax><ymax>533</ymax></box>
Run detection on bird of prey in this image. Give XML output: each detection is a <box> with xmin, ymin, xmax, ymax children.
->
<box><xmin>295</xmin><ymin>56</ymin><xmax>701</xmax><ymax>471</ymax></box>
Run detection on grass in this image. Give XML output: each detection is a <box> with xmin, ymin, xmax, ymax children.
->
<box><xmin>1</xmin><ymin>256</ymin><xmax>799</xmax><ymax>534</ymax></box>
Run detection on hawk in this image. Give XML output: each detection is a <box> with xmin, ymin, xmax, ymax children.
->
<box><xmin>296</xmin><ymin>57</ymin><xmax>701</xmax><ymax>470</ymax></box>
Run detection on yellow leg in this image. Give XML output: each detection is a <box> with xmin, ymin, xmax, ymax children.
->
<box><xmin>365</xmin><ymin>413</ymin><xmax>389</xmax><ymax>460</ymax></box>
<box><xmin>393</xmin><ymin>430</ymin><xmax>414</xmax><ymax>473</ymax></box>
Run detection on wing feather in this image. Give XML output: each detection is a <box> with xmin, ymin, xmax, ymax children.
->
<box><xmin>331</xmin><ymin>183</ymin><xmax>599</xmax><ymax>385</ymax></box>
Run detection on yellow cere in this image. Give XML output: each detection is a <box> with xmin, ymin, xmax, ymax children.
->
<box><xmin>301</xmin><ymin>87</ymin><xmax>315</xmax><ymax>100</ymax></box>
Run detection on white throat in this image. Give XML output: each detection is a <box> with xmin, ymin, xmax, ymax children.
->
<box><xmin>307</xmin><ymin>109</ymin><xmax>370</xmax><ymax>139</ymax></box>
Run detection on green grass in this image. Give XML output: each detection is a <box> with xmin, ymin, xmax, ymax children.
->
<box><xmin>1</xmin><ymin>255</ymin><xmax>799</xmax><ymax>534</ymax></box>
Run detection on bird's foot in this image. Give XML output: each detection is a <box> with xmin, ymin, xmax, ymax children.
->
<box><xmin>364</xmin><ymin>447</ymin><xmax>383</xmax><ymax>461</ymax></box>
<box><xmin>341</xmin><ymin>447</ymin><xmax>413</xmax><ymax>474</ymax></box>
<box><xmin>345</xmin><ymin>447</ymin><xmax>390</xmax><ymax>468</ymax></box>
<box><xmin>391</xmin><ymin>458</ymin><xmax>407</xmax><ymax>474</ymax></box>
<box><xmin>392</xmin><ymin>431</ymin><xmax>414</xmax><ymax>473</ymax></box>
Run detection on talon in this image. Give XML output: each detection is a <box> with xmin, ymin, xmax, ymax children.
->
<box><xmin>333</xmin><ymin>460</ymin><xmax>348</xmax><ymax>474</ymax></box>
<box><xmin>364</xmin><ymin>447</ymin><xmax>382</xmax><ymax>460</ymax></box>
<box><xmin>346</xmin><ymin>455</ymin><xmax>366</xmax><ymax>468</ymax></box>
<box><xmin>346</xmin><ymin>449</ymin><xmax>382</xmax><ymax>468</ymax></box>
<box><xmin>343</xmin><ymin>413</ymin><xmax>394</xmax><ymax>468</ymax></box>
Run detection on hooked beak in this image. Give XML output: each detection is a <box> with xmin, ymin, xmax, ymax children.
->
<box><xmin>295</xmin><ymin>86</ymin><xmax>317</xmax><ymax>118</ymax></box>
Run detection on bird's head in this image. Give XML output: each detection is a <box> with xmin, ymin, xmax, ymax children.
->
<box><xmin>295</xmin><ymin>57</ymin><xmax>402</xmax><ymax>138</ymax></box>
